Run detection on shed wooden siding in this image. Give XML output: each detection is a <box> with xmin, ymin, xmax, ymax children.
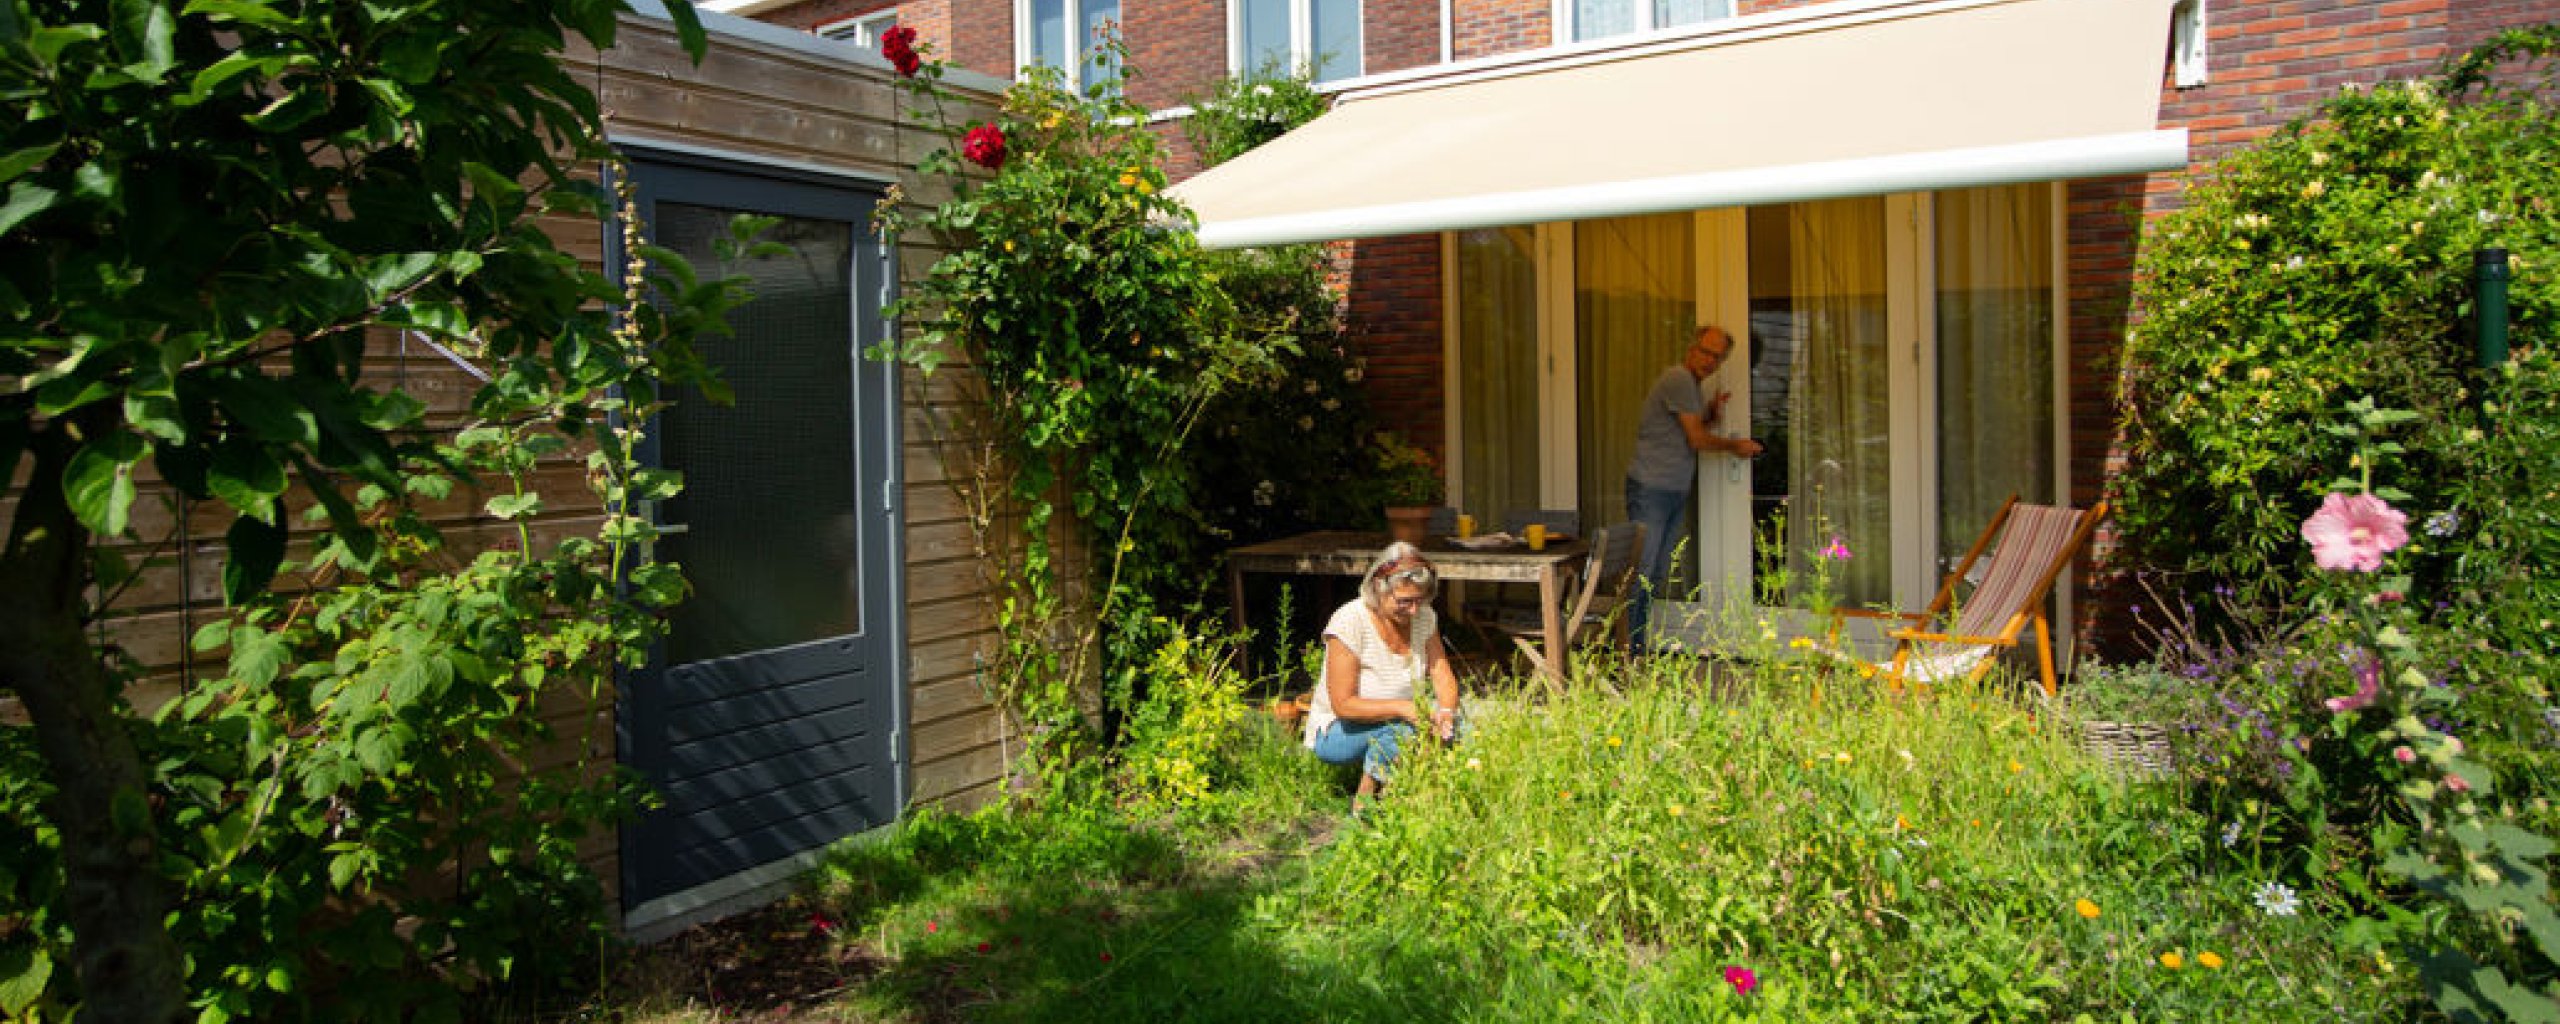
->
<box><xmin>3</xmin><ymin>11</ymin><xmax>1025</xmax><ymax>912</ymax></box>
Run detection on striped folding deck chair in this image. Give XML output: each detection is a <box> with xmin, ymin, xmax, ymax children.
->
<box><xmin>1822</xmin><ymin>496</ymin><xmax>2107</xmax><ymax>697</ymax></box>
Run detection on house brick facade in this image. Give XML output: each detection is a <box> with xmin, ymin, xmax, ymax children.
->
<box><xmin>737</xmin><ymin>0</ymin><xmax>2548</xmax><ymax>648</ymax></box>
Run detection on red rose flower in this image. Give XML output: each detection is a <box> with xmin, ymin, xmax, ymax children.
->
<box><xmin>961</xmin><ymin>123</ymin><xmax>1007</xmax><ymax>170</ymax></box>
<box><xmin>880</xmin><ymin>25</ymin><xmax>921</xmax><ymax>77</ymax></box>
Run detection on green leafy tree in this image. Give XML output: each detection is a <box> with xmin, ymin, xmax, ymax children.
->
<box><xmin>0</xmin><ymin>0</ymin><xmax>727</xmax><ymax>1018</ymax></box>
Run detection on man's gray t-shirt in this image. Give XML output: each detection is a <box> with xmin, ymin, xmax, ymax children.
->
<box><xmin>1627</xmin><ymin>365</ymin><xmax>1706</xmax><ymax>492</ymax></box>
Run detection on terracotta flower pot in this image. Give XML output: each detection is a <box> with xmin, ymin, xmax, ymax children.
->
<box><xmin>1384</xmin><ymin>505</ymin><xmax>1434</xmax><ymax>544</ymax></box>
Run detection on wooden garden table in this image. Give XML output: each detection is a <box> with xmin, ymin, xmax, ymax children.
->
<box><xmin>1224</xmin><ymin>530</ymin><xmax>1589</xmax><ymax>685</ymax></box>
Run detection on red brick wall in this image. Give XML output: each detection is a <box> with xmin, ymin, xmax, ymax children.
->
<box><xmin>1125</xmin><ymin>0</ymin><xmax>1234</xmax><ymax>109</ymax></box>
<box><xmin>2450</xmin><ymin>0</ymin><xmax>2558</xmax><ymax>52</ymax></box>
<box><xmin>1343</xmin><ymin>235</ymin><xmax>1446</xmax><ymax>458</ymax></box>
<box><xmin>1369</xmin><ymin>0</ymin><xmax>1444</xmax><ymax>71</ymax></box>
<box><xmin>760</xmin><ymin>0</ymin><xmax>958</xmax><ymax>66</ymax></box>
<box><xmin>1452</xmin><ymin>0</ymin><xmax>1548</xmax><ymax>59</ymax></box>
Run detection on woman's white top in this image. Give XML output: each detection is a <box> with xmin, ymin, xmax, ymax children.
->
<box><xmin>1302</xmin><ymin>598</ymin><xmax>1436</xmax><ymax>747</ymax></box>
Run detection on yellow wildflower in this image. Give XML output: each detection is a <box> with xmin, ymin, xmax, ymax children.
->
<box><xmin>1895</xmin><ymin>815</ymin><xmax>1912</xmax><ymax>831</ymax></box>
<box><xmin>1118</xmin><ymin>172</ymin><xmax>1137</xmax><ymax>187</ymax></box>
<box><xmin>1833</xmin><ymin>751</ymin><xmax>1851</xmax><ymax>764</ymax></box>
<box><xmin>1136</xmin><ymin>181</ymin><xmax>1155</xmax><ymax>195</ymax></box>
<box><xmin>1668</xmin><ymin>804</ymin><xmax>1685</xmax><ymax>817</ymax></box>
<box><xmin>1607</xmin><ymin>735</ymin><xmax>1623</xmax><ymax>748</ymax></box>
<box><xmin>2197</xmin><ymin>950</ymin><xmax>2225</xmax><ymax>969</ymax></box>
<box><xmin>1789</xmin><ymin>638</ymin><xmax>1813</xmax><ymax>650</ymax></box>
<box><xmin>1003</xmin><ymin>239</ymin><xmax>1016</xmax><ymax>252</ymax></box>
<box><xmin>2160</xmin><ymin>951</ymin><xmax>2184</xmax><ymax>970</ymax></box>
<box><xmin>2074</xmin><ymin>898</ymin><xmax>2101</xmax><ymax>919</ymax></box>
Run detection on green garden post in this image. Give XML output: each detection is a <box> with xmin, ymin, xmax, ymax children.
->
<box><xmin>2476</xmin><ymin>247</ymin><xmax>2510</xmax><ymax>370</ymax></box>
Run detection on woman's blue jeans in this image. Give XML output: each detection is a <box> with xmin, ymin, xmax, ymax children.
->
<box><xmin>1311</xmin><ymin>716</ymin><xmax>1469</xmax><ymax>784</ymax></box>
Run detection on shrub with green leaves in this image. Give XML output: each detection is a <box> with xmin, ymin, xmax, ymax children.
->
<box><xmin>2113</xmin><ymin>30</ymin><xmax>2560</xmax><ymax>611</ymax></box>
<box><xmin>0</xmin><ymin>0</ymin><xmax>731</xmax><ymax>1018</ymax></box>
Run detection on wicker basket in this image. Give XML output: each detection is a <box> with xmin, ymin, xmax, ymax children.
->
<box><xmin>2080</xmin><ymin>719</ymin><xmax>2175</xmax><ymax>779</ymax></box>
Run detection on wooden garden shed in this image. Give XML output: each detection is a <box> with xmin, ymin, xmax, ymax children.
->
<box><xmin>0</xmin><ymin>2</ymin><xmax>1021</xmax><ymax>941</ymax></box>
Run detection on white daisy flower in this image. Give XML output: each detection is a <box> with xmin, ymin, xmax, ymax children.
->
<box><xmin>2254</xmin><ymin>881</ymin><xmax>2300</xmax><ymax>917</ymax></box>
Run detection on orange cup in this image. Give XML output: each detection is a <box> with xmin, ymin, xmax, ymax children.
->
<box><xmin>1525</xmin><ymin>523</ymin><xmax>1547</xmax><ymax>550</ymax></box>
<box><xmin>1455</xmin><ymin>513</ymin><xmax>1477</xmax><ymax>538</ymax></box>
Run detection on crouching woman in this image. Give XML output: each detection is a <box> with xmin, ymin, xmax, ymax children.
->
<box><xmin>1302</xmin><ymin>542</ymin><xmax>1462</xmax><ymax>812</ymax></box>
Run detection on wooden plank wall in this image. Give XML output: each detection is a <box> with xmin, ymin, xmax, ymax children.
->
<box><xmin>2</xmin><ymin>11</ymin><xmax>1034</xmax><ymax>913</ymax></box>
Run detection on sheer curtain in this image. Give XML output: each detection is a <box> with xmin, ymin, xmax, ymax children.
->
<box><xmin>1575</xmin><ymin>213</ymin><xmax>1695</xmax><ymax>585</ymax></box>
<box><xmin>1455</xmin><ymin>228</ymin><xmax>1542</xmax><ymax>522</ymax></box>
<box><xmin>1748</xmin><ymin>198</ymin><xmax>1890</xmax><ymax>607</ymax></box>
<box><xmin>1935</xmin><ymin>185</ymin><xmax>2055</xmax><ymax>565</ymax></box>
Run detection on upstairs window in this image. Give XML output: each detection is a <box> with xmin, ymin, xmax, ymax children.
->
<box><xmin>817</xmin><ymin>10</ymin><xmax>900</xmax><ymax>47</ymax></box>
<box><xmin>2170</xmin><ymin>0</ymin><xmax>2208</xmax><ymax>88</ymax></box>
<box><xmin>1564</xmin><ymin>0</ymin><xmax>1729</xmax><ymax>43</ymax></box>
<box><xmin>1233</xmin><ymin>0</ymin><xmax>1362</xmax><ymax>85</ymax></box>
<box><xmin>1024</xmin><ymin>0</ymin><xmax>1123</xmax><ymax>91</ymax></box>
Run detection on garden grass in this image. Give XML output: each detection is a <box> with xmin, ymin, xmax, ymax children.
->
<box><xmin>545</xmin><ymin>652</ymin><xmax>2420</xmax><ymax>1022</ymax></box>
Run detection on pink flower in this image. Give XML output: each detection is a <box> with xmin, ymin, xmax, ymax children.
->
<box><xmin>2324</xmin><ymin>656</ymin><xmax>2381</xmax><ymax>714</ymax></box>
<box><xmin>2445</xmin><ymin>773</ymin><xmax>2472</xmax><ymax>793</ymax></box>
<box><xmin>962</xmin><ymin>123</ymin><xmax>1008</xmax><ymax>170</ymax></box>
<box><xmin>2300</xmin><ymin>492</ymin><xmax>2408</xmax><ymax>572</ymax></box>
<box><xmin>809</xmin><ymin>912</ymin><xmax>837</xmax><ymax>933</ymax></box>
<box><xmin>926</xmin><ymin>920</ymin><xmax>939</xmax><ymax>933</ymax></box>
<box><xmin>880</xmin><ymin>25</ymin><xmax>921</xmax><ymax>76</ymax></box>
<box><xmin>1724</xmin><ymin>965</ymin><xmax>1759</xmax><ymax>994</ymax></box>
<box><xmin>1820</xmin><ymin>535</ymin><xmax>1851</xmax><ymax>560</ymax></box>
<box><xmin>2393</xmin><ymin>746</ymin><xmax>2416</xmax><ymax>763</ymax></box>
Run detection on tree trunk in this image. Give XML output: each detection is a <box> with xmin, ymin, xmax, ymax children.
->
<box><xmin>0</xmin><ymin>424</ymin><xmax>189</xmax><ymax>1024</ymax></box>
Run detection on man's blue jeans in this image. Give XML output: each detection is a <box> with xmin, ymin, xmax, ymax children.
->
<box><xmin>1625</xmin><ymin>476</ymin><xmax>1691</xmax><ymax>650</ymax></box>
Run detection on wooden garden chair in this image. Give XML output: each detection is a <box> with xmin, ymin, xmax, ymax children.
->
<box><xmin>1495</xmin><ymin>521</ymin><xmax>1644</xmax><ymax>696</ymax></box>
<box><xmin>1821</xmin><ymin>496</ymin><xmax>2106</xmax><ymax>697</ymax></box>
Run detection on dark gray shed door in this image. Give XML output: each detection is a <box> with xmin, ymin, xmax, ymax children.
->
<box><xmin>617</xmin><ymin>152</ymin><xmax>904</xmax><ymax>911</ymax></box>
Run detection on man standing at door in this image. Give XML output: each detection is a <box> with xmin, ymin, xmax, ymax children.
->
<box><xmin>1625</xmin><ymin>325</ymin><xmax>1762</xmax><ymax>650</ymax></box>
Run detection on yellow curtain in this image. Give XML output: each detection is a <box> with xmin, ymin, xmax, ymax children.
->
<box><xmin>1934</xmin><ymin>184</ymin><xmax>2055</xmax><ymax>563</ymax></box>
<box><xmin>1574</xmin><ymin>213</ymin><xmax>1696</xmax><ymax>585</ymax></box>
<box><xmin>1454</xmin><ymin>227</ymin><xmax>1541</xmax><ymax>521</ymax></box>
<box><xmin>1748</xmin><ymin>198</ymin><xmax>1891</xmax><ymax>607</ymax></box>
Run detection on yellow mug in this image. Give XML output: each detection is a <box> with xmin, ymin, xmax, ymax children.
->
<box><xmin>1525</xmin><ymin>523</ymin><xmax>1547</xmax><ymax>550</ymax></box>
<box><xmin>1455</xmin><ymin>513</ymin><xmax>1477</xmax><ymax>539</ymax></box>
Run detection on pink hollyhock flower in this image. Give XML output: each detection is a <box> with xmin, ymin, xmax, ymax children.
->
<box><xmin>1724</xmin><ymin>965</ymin><xmax>1759</xmax><ymax>994</ymax></box>
<box><xmin>2393</xmin><ymin>746</ymin><xmax>2416</xmax><ymax>763</ymax></box>
<box><xmin>2324</xmin><ymin>656</ymin><xmax>2381</xmax><ymax>714</ymax></box>
<box><xmin>2300</xmin><ymin>492</ymin><xmax>2408</xmax><ymax>572</ymax></box>
<box><xmin>880</xmin><ymin>25</ymin><xmax>921</xmax><ymax>76</ymax></box>
<box><xmin>2445</xmin><ymin>773</ymin><xmax>2472</xmax><ymax>793</ymax></box>
<box><xmin>962</xmin><ymin>123</ymin><xmax>1008</xmax><ymax>170</ymax></box>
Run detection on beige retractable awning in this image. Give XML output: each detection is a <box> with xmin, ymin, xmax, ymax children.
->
<box><xmin>1171</xmin><ymin>0</ymin><xmax>2184</xmax><ymax>249</ymax></box>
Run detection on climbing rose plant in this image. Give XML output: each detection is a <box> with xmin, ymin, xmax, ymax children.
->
<box><xmin>870</xmin><ymin>33</ymin><xmax>1278</xmax><ymax>772</ymax></box>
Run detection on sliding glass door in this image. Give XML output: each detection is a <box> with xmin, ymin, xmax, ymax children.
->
<box><xmin>1441</xmin><ymin>184</ymin><xmax>2064</xmax><ymax>649</ymax></box>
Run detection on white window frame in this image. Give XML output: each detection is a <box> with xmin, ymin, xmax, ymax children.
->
<box><xmin>816</xmin><ymin>9</ymin><xmax>901</xmax><ymax>47</ymax></box>
<box><xmin>2170</xmin><ymin>0</ymin><xmax>2208</xmax><ymax>88</ymax></box>
<box><xmin>1227</xmin><ymin>0</ymin><xmax>1364</xmax><ymax>82</ymax></box>
<box><xmin>1016</xmin><ymin>0</ymin><xmax>1118</xmax><ymax>90</ymax></box>
<box><xmin>1550</xmin><ymin>0</ymin><xmax>1731</xmax><ymax>45</ymax></box>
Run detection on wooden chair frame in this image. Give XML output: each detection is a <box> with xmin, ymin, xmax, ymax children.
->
<box><xmin>1823</xmin><ymin>495</ymin><xmax>2108</xmax><ymax>697</ymax></box>
<box><xmin>1506</xmin><ymin>522</ymin><xmax>1643</xmax><ymax>695</ymax></box>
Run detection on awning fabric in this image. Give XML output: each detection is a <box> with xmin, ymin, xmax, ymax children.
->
<box><xmin>1170</xmin><ymin>0</ymin><xmax>2185</xmax><ymax>249</ymax></box>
